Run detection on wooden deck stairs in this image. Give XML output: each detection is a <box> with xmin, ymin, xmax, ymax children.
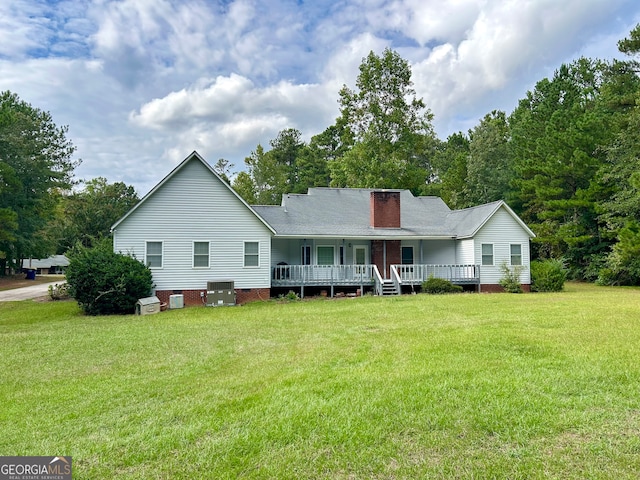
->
<box><xmin>381</xmin><ymin>280</ymin><xmax>400</xmax><ymax>296</ymax></box>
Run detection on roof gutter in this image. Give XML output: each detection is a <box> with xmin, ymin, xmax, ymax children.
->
<box><xmin>271</xmin><ymin>234</ymin><xmax>457</xmax><ymax>241</ymax></box>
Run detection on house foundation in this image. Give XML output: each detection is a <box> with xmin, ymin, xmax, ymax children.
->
<box><xmin>154</xmin><ymin>288</ymin><xmax>270</xmax><ymax>306</ymax></box>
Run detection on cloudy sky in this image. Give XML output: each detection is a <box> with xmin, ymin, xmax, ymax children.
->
<box><xmin>1</xmin><ymin>0</ymin><xmax>639</xmax><ymax>195</ymax></box>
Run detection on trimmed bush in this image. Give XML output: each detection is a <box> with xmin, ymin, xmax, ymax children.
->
<box><xmin>530</xmin><ymin>259</ymin><xmax>567</xmax><ymax>292</ymax></box>
<box><xmin>66</xmin><ymin>239</ymin><xmax>153</xmax><ymax>315</ymax></box>
<box><xmin>421</xmin><ymin>277</ymin><xmax>463</xmax><ymax>294</ymax></box>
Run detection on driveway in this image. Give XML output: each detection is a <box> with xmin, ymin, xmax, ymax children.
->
<box><xmin>0</xmin><ymin>282</ymin><xmax>62</xmax><ymax>301</ymax></box>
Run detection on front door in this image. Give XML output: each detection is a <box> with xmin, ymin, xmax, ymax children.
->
<box><xmin>354</xmin><ymin>246</ymin><xmax>368</xmax><ymax>274</ymax></box>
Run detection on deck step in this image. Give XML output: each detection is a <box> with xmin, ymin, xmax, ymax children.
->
<box><xmin>381</xmin><ymin>281</ymin><xmax>400</xmax><ymax>296</ymax></box>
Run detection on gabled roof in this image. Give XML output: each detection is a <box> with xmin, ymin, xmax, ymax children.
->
<box><xmin>111</xmin><ymin>151</ymin><xmax>276</xmax><ymax>234</ymax></box>
<box><xmin>447</xmin><ymin>200</ymin><xmax>536</xmax><ymax>239</ymax></box>
<box><xmin>253</xmin><ymin>188</ymin><xmax>535</xmax><ymax>239</ymax></box>
<box><xmin>22</xmin><ymin>255</ymin><xmax>70</xmax><ymax>269</ymax></box>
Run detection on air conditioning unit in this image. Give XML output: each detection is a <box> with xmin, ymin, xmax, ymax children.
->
<box><xmin>206</xmin><ymin>280</ymin><xmax>235</xmax><ymax>307</ymax></box>
<box><xmin>169</xmin><ymin>294</ymin><xmax>184</xmax><ymax>309</ymax></box>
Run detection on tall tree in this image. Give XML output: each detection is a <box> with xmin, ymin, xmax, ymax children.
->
<box><xmin>328</xmin><ymin>48</ymin><xmax>437</xmax><ymax>193</ymax></box>
<box><xmin>597</xmin><ymin>24</ymin><xmax>640</xmax><ymax>233</ymax></box>
<box><xmin>269</xmin><ymin>128</ymin><xmax>305</xmax><ymax>193</ymax></box>
<box><xmin>241</xmin><ymin>129</ymin><xmax>307</xmax><ymax>204</ymax></box>
<box><xmin>243</xmin><ymin>144</ymin><xmax>286</xmax><ymax>205</ymax></box>
<box><xmin>466</xmin><ymin>110</ymin><xmax>513</xmax><ymax>205</ymax></box>
<box><xmin>213</xmin><ymin>158</ymin><xmax>234</xmax><ymax>184</ymax></box>
<box><xmin>0</xmin><ymin>91</ymin><xmax>78</xmax><ymax>273</ymax></box>
<box><xmin>53</xmin><ymin>177</ymin><xmax>139</xmax><ymax>253</ymax></box>
<box><xmin>425</xmin><ymin>133</ymin><xmax>470</xmax><ymax>208</ymax></box>
<box><xmin>595</xmin><ymin>24</ymin><xmax>640</xmax><ymax>283</ymax></box>
<box><xmin>509</xmin><ymin>58</ymin><xmax>613</xmax><ymax>273</ymax></box>
<box><xmin>231</xmin><ymin>171</ymin><xmax>258</xmax><ymax>204</ymax></box>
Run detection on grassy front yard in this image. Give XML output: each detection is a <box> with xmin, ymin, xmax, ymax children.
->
<box><xmin>1</xmin><ymin>283</ymin><xmax>639</xmax><ymax>479</ymax></box>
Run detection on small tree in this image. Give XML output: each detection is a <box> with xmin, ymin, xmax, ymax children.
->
<box><xmin>66</xmin><ymin>239</ymin><xmax>153</xmax><ymax>315</ymax></box>
<box><xmin>499</xmin><ymin>262</ymin><xmax>524</xmax><ymax>293</ymax></box>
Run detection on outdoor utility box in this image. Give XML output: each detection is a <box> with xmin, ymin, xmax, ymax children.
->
<box><xmin>135</xmin><ymin>296</ymin><xmax>161</xmax><ymax>315</ymax></box>
<box><xmin>169</xmin><ymin>294</ymin><xmax>184</xmax><ymax>309</ymax></box>
<box><xmin>206</xmin><ymin>280</ymin><xmax>235</xmax><ymax>307</ymax></box>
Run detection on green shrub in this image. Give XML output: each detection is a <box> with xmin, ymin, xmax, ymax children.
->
<box><xmin>530</xmin><ymin>259</ymin><xmax>567</xmax><ymax>292</ymax></box>
<box><xmin>421</xmin><ymin>277</ymin><xmax>463</xmax><ymax>294</ymax></box>
<box><xmin>66</xmin><ymin>239</ymin><xmax>153</xmax><ymax>315</ymax></box>
<box><xmin>596</xmin><ymin>221</ymin><xmax>640</xmax><ymax>286</ymax></box>
<box><xmin>499</xmin><ymin>262</ymin><xmax>524</xmax><ymax>293</ymax></box>
<box><xmin>278</xmin><ymin>290</ymin><xmax>300</xmax><ymax>302</ymax></box>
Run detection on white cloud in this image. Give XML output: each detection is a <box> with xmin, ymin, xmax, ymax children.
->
<box><xmin>0</xmin><ymin>1</ymin><xmax>53</xmax><ymax>58</ymax></box>
<box><xmin>130</xmin><ymin>73</ymin><xmax>339</xmax><ymax>175</ymax></box>
<box><xmin>405</xmin><ymin>0</ymin><xmax>640</xmax><ymax>135</ymax></box>
<box><xmin>1</xmin><ymin>0</ymin><xmax>639</xmax><ymax>195</ymax></box>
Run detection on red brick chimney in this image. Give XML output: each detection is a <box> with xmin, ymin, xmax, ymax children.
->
<box><xmin>370</xmin><ymin>191</ymin><xmax>401</xmax><ymax>228</ymax></box>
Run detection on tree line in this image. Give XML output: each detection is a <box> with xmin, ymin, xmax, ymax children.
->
<box><xmin>0</xmin><ymin>91</ymin><xmax>139</xmax><ymax>273</ymax></box>
<box><xmin>2</xmin><ymin>25</ymin><xmax>640</xmax><ymax>284</ymax></box>
<box><xmin>226</xmin><ymin>25</ymin><xmax>640</xmax><ymax>284</ymax></box>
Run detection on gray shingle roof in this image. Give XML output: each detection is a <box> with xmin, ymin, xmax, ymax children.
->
<box><xmin>252</xmin><ymin>188</ymin><xmax>529</xmax><ymax>239</ymax></box>
<box><xmin>21</xmin><ymin>255</ymin><xmax>70</xmax><ymax>269</ymax></box>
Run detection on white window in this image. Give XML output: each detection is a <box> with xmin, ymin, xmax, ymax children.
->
<box><xmin>316</xmin><ymin>246</ymin><xmax>335</xmax><ymax>265</ymax></box>
<box><xmin>510</xmin><ymin>244</ymin><xmax>522</xmax><ymax>266</ymax></box>
<box><xmin>481</xmin><ymin>243</ymin><xmax>493</xmax><ymax>266</ymax></box>
<box><xmin>193</xmin><ymin>241</ymin><xmax>210</xmax><ymax>268</ymax></box>
<box><xmin>244</xmin><ymin>242</ymin><xmax>259</xmax><ymax>267</ymax></box>
<box><xmin>146</xmin><ymin>241</ymin><xmax>163</xmax><ymax>268</ymax></box>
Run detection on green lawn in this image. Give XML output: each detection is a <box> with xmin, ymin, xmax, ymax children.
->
<box><xmin>1</xmin><ymin>283</ymin><xmax>639</xmax><ymax>479</ymax></box>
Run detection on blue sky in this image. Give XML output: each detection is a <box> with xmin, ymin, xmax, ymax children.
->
<box><xmin>1</xmin><ymin>0</ymin><xmax>639</xmax><ymax>195</ymax></box>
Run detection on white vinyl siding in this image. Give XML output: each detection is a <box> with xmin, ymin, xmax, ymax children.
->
<box><xmin>244</xmin><ymin>242</ymin><xmax>259</xmax><ymax>267</ymax></box>
<box><xmin>481</xmin><ymin>244</ymin><xmax>494</xmax><ymax>266</ymax></box>
<box><xmin>510</xmin><ymin>244</ymin><xmax>522</xmax><ymax>266</ymax></box>
<box><xmin>193</xmin><ymin>241</ymin><xmax>209</xmax><ymax>268</ymax></box>
<box><xmin>474</xmin><ymin>207</ymin><xmax>531</xmax><ymax>285</ymax></box>
<box><xmin>113</xmin><ymin>157</ymin><xmax>272</xmax><ymax>290</ymax></box>
<box><xmin>455</xmin><ymin>239</ymin><xmax>475</xmax><ymax>265</ymax></box>
<box><xmin>146</xmin><ymin>241</ymin><xmax>163</xmax><ymax>268</ymax></box>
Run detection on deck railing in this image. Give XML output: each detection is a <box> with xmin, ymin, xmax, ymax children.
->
<box><xmin>372</xmin><ymin>265</ymin><xmax>384</xmax><ymax>296</ymax></box>
<box><xmin>272</xmin><ymin>263</ymin><xmax>480</xmax><ymax>289</ymax></box>
<box><xmin>392</xmin><ymin>264</ymin><xmax>480</xmax><ymax>284</ymax></box>
<box><xmin>272</xmin><ymin>264</ymin><xmax>377</xmax><ymax>288</ymax></box>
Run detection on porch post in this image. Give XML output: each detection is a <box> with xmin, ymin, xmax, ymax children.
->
<box><xmin>331</xmin><ymin>267</ymin><xmax>334</xmax><ymax>298</ymax></box>
<box><xmin>383</xmin><ymin>240</ymin><xmax>387</xmax><ymax>280</ymax></box>
<box><xmin>301</xmin><ymin>238</ymin><xmax>307</xmax><ymax>299</ymax></box>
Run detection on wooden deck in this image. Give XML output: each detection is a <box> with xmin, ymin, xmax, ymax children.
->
<box><xmin>272</xmin><ymin>265</ymin><xmax>377</xmax><ymax>287</ymax></box>
<box><xmin>393</xmin><ymin>264</ymin><xmax>480</xmax><ymax>285</ymax></box>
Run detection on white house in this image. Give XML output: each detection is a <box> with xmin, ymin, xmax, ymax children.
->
<box><xmin>112</xmin><ymin>152</ymin><xmax>535</xmax><ymax>305</ymax></box>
